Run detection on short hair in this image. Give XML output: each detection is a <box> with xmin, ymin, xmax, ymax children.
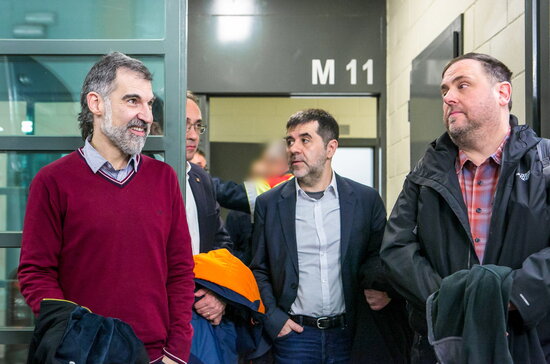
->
<box><xmin>442</xmin><ymin>52</ymin><xmax>513</xmax><ymax>110</ymax></box>
<box><xmin>186</xmin><ymin>90</ymin><xmax>199</xmax><ymax>105</ymax></box>
<box><xmin>286</xmin><ymin>109</ymin><xmax>339</xmax><ymax>144</ymax></box>
<box><xmin>195</xmin><ymin>148</ymin><xmax>206</xmax><ymax>157</ymax></box>
<box><xmin>78</xmin><ymin>52</ymin><xmax>153</xmax><ymax>140</ymax></box>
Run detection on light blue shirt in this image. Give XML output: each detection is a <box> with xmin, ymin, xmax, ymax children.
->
<box><xmin>81</xmin><ymin>139</ymin><xmax>139</xmax><ymax>181</ymax></box>
<box><xmin>290</xmin><ymin>172</ymin><xmax>345</xmax><ymax>317</ymax></box>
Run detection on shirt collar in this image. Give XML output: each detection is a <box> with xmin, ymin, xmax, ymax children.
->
<box><xmin>186</xmin><ymin>161</ymin><xmax>191</xmax><ymax>176</ymax></box>
<box><xmin>455</xmin><ymin>127</ymin><xmax>511</xmax><ymax>174</ymax></box>
<box><xmin>82</xmin><ymin>138</ymin><xmax>139</xmax><ymax>174</ymax></box>
<box><xmin>295</xmin><ymin>170</ymin><xmax>338</xmax><ymax>199</ymax></box>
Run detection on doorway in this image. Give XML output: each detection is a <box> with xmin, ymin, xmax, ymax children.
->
<box><xmin>205</xmin><ymin>96</ymin><xmax>379</xmax><ymax>190</ymax></box>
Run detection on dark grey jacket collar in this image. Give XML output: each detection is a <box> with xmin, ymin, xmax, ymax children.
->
<box><xmin>410</xmin><ymin>115</ymin><xmax>539</xmax><ymax>185</ymax></box>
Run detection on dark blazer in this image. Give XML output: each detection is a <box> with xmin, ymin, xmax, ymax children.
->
<box><xmin>188</xmin><ymin>163</ymin><xmax>232</xmax><ymax>253</ymax></box>
<box><xmin>225</xmin><ymin>210</ymin><xmax>254</xmax><ymax>265</ymax></box>
<box><xmin>250</xmin><ymin>173</ymin><xmax>410</xmax><ymax>361</ymax></box>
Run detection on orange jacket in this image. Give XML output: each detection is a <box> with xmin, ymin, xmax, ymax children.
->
<box><xmin>193</xmin><ymin>249</ymin><xmax>264</xmax><ymax>314</ymax></box>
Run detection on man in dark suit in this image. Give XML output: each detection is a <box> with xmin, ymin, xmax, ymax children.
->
<box><xmin>185</xmin><ymin>91</ymin><xmax>232</xmax><ymax>325</ymax></box>
<box><xmin>250</xmin><ymin>109</ymin><xmax>408</xmax><ymax>363</ymax></box>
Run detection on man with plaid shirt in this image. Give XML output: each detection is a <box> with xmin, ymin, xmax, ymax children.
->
<box><xmin>381</xmin><ymin>53</ymin><xmax>550</xmax><ymax>363</ymax></box>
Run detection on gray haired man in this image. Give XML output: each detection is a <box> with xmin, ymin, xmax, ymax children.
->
<box><xmin>19</xmin><ymin>52</ymin><xmax>194</xmax><ymax>364</ymax></box>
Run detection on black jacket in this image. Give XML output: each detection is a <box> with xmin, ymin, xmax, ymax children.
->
<box><xmin>28</xmin><ymin>299</ymin><xmax>149</xmax><ymax>364</ymax></box>
<box><xmin>381</xmin><ymin>116</ymin><xmax>550</xmax><ymax>362</ymax></box>
<box><xmin>225</xmin><ymin>210</ymin><xmax>254</xmax><ymax>265</ymax></box>
<box><xmin>188</xmin><ymin>163</ymin><xmax>233</xmax><ymax>253</ymax></box>
<box><xmin>212</xmin><ymin>177</ymin><xmax>250</xmax><ymax>213</ymax></box>
<box><xmin>251</xmin><ymin>174</ymin><xmax>411</xmax><ymax>361</ymax></box>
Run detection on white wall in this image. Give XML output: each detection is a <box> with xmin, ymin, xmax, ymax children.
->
<box><xmin>386</xmin><ymin>0</ymin><xmax>525</xmax><ymax>210</ymax></box>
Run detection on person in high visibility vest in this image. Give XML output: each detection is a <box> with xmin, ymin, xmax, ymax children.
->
<box><xmin>214</xmin><ymin>139</ymin><xmax>294</xmax><ymax>217</ymax></box>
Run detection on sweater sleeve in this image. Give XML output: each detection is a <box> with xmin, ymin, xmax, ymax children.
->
<box><xmin>164</xmin><ymin>170</ymin><xmax>195</xmax><ymax>363</ymax></box>
<box><xmin>18</xmin><ymin>171</ymin><xmax>65</xmax><ymax>315</ymax></box>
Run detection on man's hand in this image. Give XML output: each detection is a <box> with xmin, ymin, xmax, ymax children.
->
<box><xmin>364</xmin><ymin>289</ymin><xmax>391</xmax><ymax>311</ymax></box>
<box><xmin>277</xmin><ymin>318</ymin><xmax>304</xmax><ymax>337</ymax></box>
<box><xmin>194</xmin><ymin>288</ymin><xmax>226</xmax><ymax>325</ymax></box>
<box><xmin>162</xmin><ymin>356</ymin><xmax>178</xmax><ymax>364</ymax></box>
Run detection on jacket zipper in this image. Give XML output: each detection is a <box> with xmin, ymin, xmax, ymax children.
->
<box><xmin>411</xmin><ymin>176</ymin><xmax>476</xmax><ymax>269</ymax></box>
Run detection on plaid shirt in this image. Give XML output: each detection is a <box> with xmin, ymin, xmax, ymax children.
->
<box><xmin>455</xmin><ymin>129</ymin><xmax>510</xmax><ymax>263</ymax></box>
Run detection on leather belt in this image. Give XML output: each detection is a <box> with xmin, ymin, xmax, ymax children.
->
<box><xmin>289</xmin><ymin>314</ymin><xmax>346</xmax><ymax>329</ymax></box>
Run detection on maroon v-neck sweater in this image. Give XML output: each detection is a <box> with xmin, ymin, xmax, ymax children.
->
<box><xmin>18</xmin><ymin>151</ymin><xmax>195</xmax><ymax>363</ymax></box>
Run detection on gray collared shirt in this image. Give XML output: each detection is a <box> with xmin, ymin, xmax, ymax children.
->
<box><xmin>290</xmin><ymin>172</ymin><xmax>345</xmax><ymax>317</ymax></box>
<box><xmin>81</xmin><ymin>139</ymin><xmax>139</xmax><ymax>181</ymax></box>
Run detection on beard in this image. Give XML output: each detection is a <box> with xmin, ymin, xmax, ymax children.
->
<box><xmin>101</xmin><ymin>100</ymin><xmax>150</xmax><ymax>155</ymax></box>
<box><xmin>289</xmin><ymin>155</ymin><xmax>326</xmax><ymax>187</ymax></box>
<box><xmin>446</xmin><ymin>115</ymin><xmax>484</xmax><ymax>150</ymax></box>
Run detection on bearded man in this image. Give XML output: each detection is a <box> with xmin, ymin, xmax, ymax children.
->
<box><xmin>381</xmin><ymin>53</ymin><xmax>550</xmax><ymax>363</ymax></box>
<box><xmin>18</xmin><ymin>52</ymin><xmax>194</xmax><ymax>364</ymax></box>
<box><xmin>250</xmin><ymin>109</ymin><xmax>410</xmax><ymax>363</ymax></box>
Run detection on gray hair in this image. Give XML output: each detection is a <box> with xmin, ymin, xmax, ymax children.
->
<box><xmin>78</xmin><ymin>52</ymin><xmax>153</xmax><ymax>140</ymax></box>
<box><xmin>186</xmin><ymin>90</ymin><xmax>199</xmax><ymax>105</ymax></box>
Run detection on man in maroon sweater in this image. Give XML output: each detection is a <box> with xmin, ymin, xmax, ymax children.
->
<box><xmin>18</xmin><ymin>52</ymin><xmax>195</xmax><ymax>364</ymax></box>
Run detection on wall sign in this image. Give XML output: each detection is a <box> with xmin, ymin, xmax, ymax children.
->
<box><xmin>312</xmin><ymin>59</ymin><xmax>374</xmax><ymax>85</ymax></box>
<box><xmin>188</xmin><ymin>0</ymin><xmax>385</xmax><ymax>94</ymax></box>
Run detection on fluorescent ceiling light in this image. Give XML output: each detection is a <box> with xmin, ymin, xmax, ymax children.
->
<box><xmin>213</xmin><ymin>0</ymin><xmax>254</xmax><ymax>15</ymax></box>
<box><xmin>217</xmin><ymin>16</ymin><xmax>252</xmax><ymax>43</ymax></box>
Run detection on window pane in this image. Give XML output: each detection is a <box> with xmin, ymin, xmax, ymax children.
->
<box><xmin>0</xmin><ymin>249</ymin><xmax>34</xmax><ymax>362</ymax></box>
<box><xmin>142</xmin><ymin>151</ymin><xmax>166</xmax><ymax>162</ymax></box>
<box><xmin>0</xmin><ymin>248</ymin><xmax>33</xmax><ymax>328</ymax></box>
<box><xmin>0</xmin><ymin>0</ymin><xmax>165</xmax><ymax>39</ymax></box>
<box><xmin>0</xmin><ymin>344</ymin><xmax>30</xmax><ymax>364</ymax></box>
<box><xmin>332</xmin><ymin>147</ymin><xmax>375</xmax><ymax>187</ymax></box>
<box><xmin>0</xmin><ymin>152</ymin><xmax>68</xmax><ymax>232</ymax></box>
<box><xmin>0</xmin><ymin>55</ymin><xmax>165</xmax><ymax>137</ymax></box>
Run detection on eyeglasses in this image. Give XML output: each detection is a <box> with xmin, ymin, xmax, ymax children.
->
<box><xmin>186</xmin><ymin>122</ymin><xmax>207</xmax><ymax>135</ymax></box>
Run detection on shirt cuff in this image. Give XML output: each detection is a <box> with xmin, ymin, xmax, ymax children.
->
<box><xmin>163</xmin><ymin>348</ymin><xmax>187</xmax><ymax>364</ymax></box>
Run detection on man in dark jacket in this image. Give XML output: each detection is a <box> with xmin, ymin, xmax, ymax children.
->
<box><xmin>252</xmin><ymin>109</ymin><xmax>410</xmax><ymax>363</ymax></box>
<box><xmin>381</xmin><ymin>52</ymin><xmax>550</xmax><ymax>363</ymax></box>
<box><xmin>185</xmin><ymin>91</ymin><xmax>233</xmax><ymax>326</ymax></box>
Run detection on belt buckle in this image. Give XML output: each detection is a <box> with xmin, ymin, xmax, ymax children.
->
<box><xmin>316</xmin><ymin>316</ymin><xmax>330</xmax><ymax>329</ymax></box>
